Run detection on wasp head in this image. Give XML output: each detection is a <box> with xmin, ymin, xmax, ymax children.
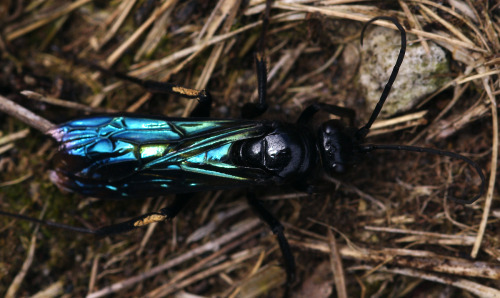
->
<box><xmin>318</xmin><ymin>120</ymin><xmax>360</xmax><ymax>175</ymax></box>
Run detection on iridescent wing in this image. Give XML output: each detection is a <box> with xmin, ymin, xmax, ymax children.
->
<box><xmin>48</xmin><ymin>116</ymin><xmax>271</xmax><ymax>198</ymax></box>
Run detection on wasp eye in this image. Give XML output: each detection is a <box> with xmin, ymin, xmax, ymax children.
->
<box><xmin>326</xmin><ymin>143</ymin><xmax>337</xmax><ymax>153</ymax></box>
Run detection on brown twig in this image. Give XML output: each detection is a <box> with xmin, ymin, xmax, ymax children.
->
<box><xmin>0</xmin><ymin>95</ymin><xmax>54</xmax><ymax>133</ymax></box>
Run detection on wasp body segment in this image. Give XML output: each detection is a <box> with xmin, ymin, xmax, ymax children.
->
<box><xmin>48</xmin><ymin>116</ymin><xmax>319</xmax><ymax>198</ymax></box>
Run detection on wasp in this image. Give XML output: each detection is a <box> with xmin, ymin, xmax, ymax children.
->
<box><xmin>0</xmin><ymin>4</ymin><xmax>486</xmax><ymax>294</ymax></box>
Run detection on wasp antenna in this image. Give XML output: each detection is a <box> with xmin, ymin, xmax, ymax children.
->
<box><xmin>361</xmin><ymin>144</ymin><xmax>486</xmax><ymax>204</ymax></box>
<box><xmin>357</xmin><ymin>17</ymin><xmax>407</xmax><ymax>139</ymax></box>
<box><xmin>0</xmin><ymin>209</ymin><xmax>97</xmax><ymax>234</ymax></box>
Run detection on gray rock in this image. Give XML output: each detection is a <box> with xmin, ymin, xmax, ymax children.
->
<box><xmin>359</xmin><ymin>27</ymin><xmax>450</xmax><ymax>117</ymax></box>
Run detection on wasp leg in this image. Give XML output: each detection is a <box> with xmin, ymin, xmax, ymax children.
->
<box><xmin>247</xmin><ymin>193</ymin><xmax>296</xmax><ymax>285</ymax></box>
<box><xmin>297</xmin><ymin>103</ymin><xmax>356</xmax><ymax>127</ymax></box>
<box><xmin>82</xmin><ymin>62</ymin><xmax>213</xmax><ymax>117</ymax></box>
<box><xmin>241</xmin><ymin>0</ymin><xmax>272</xmax><ymax>119</ymax></box>
<box><xmin>120</xmin><ymin>73</ymin><xmax>212</xmax><ymax>117</ymax></box>
<box><xmin>187</xmin><ymin>91</ymin><xmax>212</xmax><ymax>117</ymax></box>
<box><xmin>95</xmin><ymin>195</ymin><xmax>191</xmax><ymax>236</ymax></box>
<box><xmin>242</xmin><ymin>54</ymin><xmax>269</xmax><ymax>119</ymax></box>
<box><xmin>0</xmin><ymin>209</ymin><xmax>96</xmax><ymax>234</ymax></box>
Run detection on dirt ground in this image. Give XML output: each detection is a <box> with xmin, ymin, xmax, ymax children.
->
<box><xmin>0</xmin><ymin>1</ymin><xmax>499</xmax><ymax>297</ymax></box>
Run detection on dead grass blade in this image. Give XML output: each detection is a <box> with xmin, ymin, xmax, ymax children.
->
<box><xmin>5</xmin><ymin>0</ymin><xmax>93</xmax><ymax>41</ymax></box>
<box><xmin>327</xmin><ymin>230</ymin><xmax>347</xmax><ymax>298</ymax></box>
<box><xmin>86</xmin><ymin>218</ymin><xmax>261</xmax><ymax>298</ymax></box>
<box><xmin>21</xmin><ymin>90</ymin><xmax>117</xmax><ymax>113</ymax></box>
<box><xmin>470</xmin><ymin>71</ymin><xmax>498</xmax><ymax>258</ymax></box>
<box><xmin>291</xmin><ymin>239</ymin><xmax>500</xmax><ymax>281</ymax></box>
<box><xmin>376</xmin><ymin>267</ymin><xmax>500</xmax><ymax>298</ymax></box>
<box><xmin>104</xmin><ymin>0</ymin><xmax>177</xmax><ymax>67</ymax></box>
<box><xmin>5</xmin><ymin>204</ymin><xmax>47</xmax><ymax>298</ymax></box>
<box><xmin>92</xmin><ymin>0</ymin><xmax>137</xmax><ymax>51</ymax></box>
<box><xmin>0</xmin><ymin>95</ymin><xmax>54</xmax><ymax>132</ymax></box>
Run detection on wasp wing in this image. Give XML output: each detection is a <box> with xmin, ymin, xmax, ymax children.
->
<box><xmin>48</xmin><ymin>116</ymin><xmax>271</xmax><ymax>198</ymax></box>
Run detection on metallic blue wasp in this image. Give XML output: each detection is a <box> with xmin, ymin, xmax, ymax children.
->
<box><xmin>48</xmin><ymin>116</ymin><xmax>315</xmax><ymax>198</ymax></box>
<box><xmin>0</xmin><ymin>11</ymin><xmax>486</xmax><ymax>288</ymax></box>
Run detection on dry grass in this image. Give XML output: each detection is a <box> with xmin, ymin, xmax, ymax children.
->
<box><xmin>0</xmin><ymin>0</ymin><xmax>499</xmax><ymax>297</ymax></box>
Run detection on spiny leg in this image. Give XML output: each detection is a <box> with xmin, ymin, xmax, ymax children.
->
<box><xmin>0</xmin><ymin>196</ymin><xmax>188</xmax><ymax>236</ymax></box>
<box><xmin>0</xmin><ymin>209</ymin><xmax>96</xmax><ymax>234</ymax></box>
<box><xmin>297</xmin><ymin>103</ymin><xmax>356</xmax><ymax>127</ymax></box>
<box><xmin>79</xmin><ymin>61</ymin><xmax>213</xmax><ymax>117</ymax></box>
<box><xmin>95</xmin><ymin>195</ymin><xmax>191</xmax><ymax>236</ymax></box>
<box><xmin>188</xmin><ymin>90</ymin><xmax>213</xmax><ymax>117</ymax></box>
<box><xmin>241</xmin><ymin>0</ymin><xmax>273</xmax><ymax>119</ymax></box>
<box><xmin>247</xmin><ymin>193</ymin><xmax>296</xmax><ymax>284</ymax></box>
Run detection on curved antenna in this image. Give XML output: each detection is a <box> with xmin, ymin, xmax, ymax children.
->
<box><xmin>357</xmin><ymin>17</ymin><xmax>407</xmax><ymax>139</ymax></box>
<box><xmin>361</xmin><ymin>144</ymin><xmax>486</xmax><ymax>204</ymax></box>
